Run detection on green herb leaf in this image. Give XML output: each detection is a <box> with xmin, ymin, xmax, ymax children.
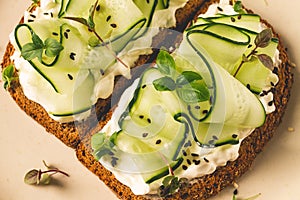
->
<box><xmin>21</xmin><ymin>42</ymin><xmax>44</xmax><ymax>62</ymax></box>
<box><xmin>162</xmin><ymin>176</ymin><xmax>175</xmax><ymax>187</ymax></box>
<box><xmin>32</xmin><ymin>0</ymin><xmax>40</xmax><ymax>3</ymax></box>
<box><xmin>233</xmin><ymin>1</ymin><xmax>245</xmax><ymax>13</ymax></box>
<box><xmin>156</xmin><ymin>50</ymin><xmax>176</xmax><ymax>75</ymax></box>
<box><xmin>91</xmin><ymin>132</ymin><xmax>116</xmax><ymax>160</ymax></box>
<box><xmin>44</xmin><ymin>38</ymin><xmax>64</xmax><ymax>57</ymax></box>
<box><xmin>24</xmin><ymin>169</ymin><xmax>40</xmax><ymax>185</ymax></box>
<box><xmin>91</xmin><ymin>132</ymin><xmax>106</xmax><ymax>151</ymax></box>
<box><xmin>88</xmin><ymin>36</ymin><xmax>100</xmax><ymax>47</ymax></box>
<box><xmin>177</xmin><ymin>81</ymin><xmax>210</xmax><ymax>103</ymax></box>
<box><xmin>255</xmin><ymin>28</ymin><xmax>272</xmax><ymax>48</ymax></box>
<box><xmin>176</xmin><ymin>71</ymin><xmax>203</xmax><ymax>86</ymax></box>
<box><xmin>257</xmin><ymin>54</ymin><xmax>274</xmax><ymax>69</ymax></box>
<box><xmin>2</xmin><ymin>64</ymin><xmax>17</xmax><ymax>90</ymax></box>
<box><xmin>39</xmin><ymin>173</ymin><xmax>51</xmax><ymax>185</ymax></box>
<box><xmin>153</xmin><ymin>76</ymin><xmax>176</xmax><ymax>91</ymax></box>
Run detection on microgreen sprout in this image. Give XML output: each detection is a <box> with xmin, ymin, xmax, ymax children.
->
<box><xmin>232</xmin><ymin>189</ymin><xmax>261</xmax><ymax>200</ymax></box>
<box><xmin>2</xmin><ymin>64</ymin><xmax>18</xmax><ymax>90</ymax></box>
<box><xmin>233</xmin><ymin>28</ymin><xmax>274</xmax><ymax>77</ymax></box>
<box><xmin>24</xmin><ymin>160</ymin><xmax>69</xmax><ymax>185</ymax></box>
<box><xmin>64</xmin><ymin>0</ymin><xmax>129</xmax><ymax>69</ymax></box>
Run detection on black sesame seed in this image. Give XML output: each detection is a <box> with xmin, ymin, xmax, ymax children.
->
<box><xmin>147</xmin><ymin>118</ymin><xmax>152</xmax><ymax>123</ymax></box>
<box><xmin>110</xmin><ymin>23</ymin><xmax>117</xmax><ymax>28</ymax></box>
<box><xmin>182</xmin><ymin>150</ymin><xmax>187</xmax><ymax>157</ymax></box>
<box><xmin>28</xmin><ymin>19</ymin><xmax>34</xmax><ymax>23</ymax></box>
<box><xmin>184</xmin><ymin>140</ymin><xmax>192</xmax><ymax>148</ymax></box>
<box><xmin>187</xmin><ymin>159</ymin><xmax>192</xmax><ymax>165</ymax></box>
<box><xmin>191</xmin><ymin>153</ymin><xmax>199</xmax><ymax>157</ymax></box>
<box><xmin>139</xmin><ymin>115</ymin><xmax>144</xmax><ymax>119</ymax></box>
<box><xmin>52</xmin><ymin>32</ymin><xmax>59</xmax><ymax>36</ymax></box>
<box><xmin>142</xmin><ymin>84</ymin><xmax>147</xmax><ymax>89</ymax></box>
<box><xmin>246</xmin><ymin>84</ymin><xmax>251</xmax><ymax>90</ymax></box>
<box><xmin>156</xmin><ymin>139</ymin><xmax>162</xmax><ymax>145</ymax></box>
<box><xmin>270</xmin><ymin>82</ymin><xmax>275</xmax><ymax>87</ymax></box>
<box><xmin>64</xmin><ymin>32</ymin><xmax>69</xmax><ymax>39</ymax></box>
<box><xmin>217</xmin><ymin>6</ymin><xmax>223</xmax><ymax>11</ymax></box>
<box><xmin>193</xmin><ymin>160</ymin><xmax>201</xmax><ymax>165</ymax></box>
<box><xmin>208</xmin><ymin>140</ymin><xmax>215</xmax><ymax>145</ymax></box>
<box><xmin>142</xmin><ymin>133</ymin><xmax>149</xmax><ymax>138</ymax></box>
<box><xmin>233</xmin><ymin>189</ymin><xmax>239</xmax><ymax>195</ymax></box>
<box><xmin>100</xmin><ymin>69</ymin><xmax>105</xmax><ymax>76</ymax></box>
<box><xmin>50</xmin><ymin>12</ymin><xmax>53</xmax><ymax>18</ymax></box>
<box><xmin>66</xmin><ymin>29</ymin><xmax>71</xmax><ymax>32</ymax></box>
<box><xmin>70</xmin><ymin>52</ymin><xmax>76</xmax><ymax>60</ymax></box>
<box><xmin>231</xmin><ymin>17</ymin><xmax>236</xmax><ymax>22</ymax></box>
<box><xmin>43</xmin><ymin>13</ymin><xmax>49</xmax><ymax>15</ymax></box>
<box><xmin>194</xmin><ymin>105</ymin><xmax>200</xmax><ymax>110</ymax></box>
<box><xmin>272</xmin><ymin>67</ymin><xmax>279</xmax><ymax>75</ymax></box>
<box><xmin>182</xmin><ymin>165</ymin><xmax>188</xmax><ymax>170</ymax></box>
<box><xmin>106</xmin><ymin>15</ymin><xmax>111</xmax><ymax>22</ymax></box>
<box><xmin>146</xmin><ymin>0</ymin><xmax>150</xmax><ymax>3</ymax></box>
<box><xmin>232</xmin><ymin>134</ymin><xmax>238</xmax><ymax>139</ymax></box>
<box><xmin>202</xmin><ymin>110</ymin><xmax>208</xmax><ymax>115</ymax></box>
<box><xmin>238</xmin><ymin>14</ymin><xmax>242</xmax><ymax>20</ymax></box>
<box><xmin>268</xmin><ymin>101</ymin><xmax>274</xmax><ymax>106</ymax></box>
<box><xmin>212</xmin><ymin>135</ymin><xmax>219</xmax><ymax>140</ymax></box>
<box><xmin>96</xmin><ymin>4</ymin><xmax>101</xmax><ymax>11</ymax></box>
<box><xmin>248</xmin><ymin>44</ymin><xmax>253</xmax><ymax>48</ymax></box>
<box><xmin>67</xmin><ymin>74</ymin><xmax>73</xmax><ymax>80</ymax></box>
<box><xmin>30</xmin><ymin>14</ymin><xmax>36</xmax><ymax>18</ymax></box>
<box><xmin>204</xmin><ymin>157</ymin><xmax>209</xmax><ymax>163</ymax></box>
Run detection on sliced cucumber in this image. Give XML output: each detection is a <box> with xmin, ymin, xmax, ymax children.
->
<box><xmin>185</xmin><ymin>34</ymin><xmax>266</xmax><ymax>127</ymax></box>
<box><xmin>235</xmin><ymin>57</ymin><xmax>279</xmax><ymax>94</ymax></box>
<box><xmin>195</xmin><ymin>14</ymin><xmax>261</xmax><ymax>32</ymax></box>
<box><xmin>186</xmin><ymin>27</ymin><xmax>250</xmax><ymax>74</ymax></box>
<box><xmin>15</xmin><ymin>21</ymin><xmax>88</xmax><ymax>93</ymax></box>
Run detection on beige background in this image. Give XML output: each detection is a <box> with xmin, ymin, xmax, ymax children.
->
<box><xmin>0</xmin><ymin>0</ymin><xmax>299</xmax><ymax>200</ymax></box>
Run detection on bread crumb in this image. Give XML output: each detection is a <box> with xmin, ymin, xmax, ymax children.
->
<box><xmin>288</xmin><ymin>127</ymin><xmax>295</xmax><ymax>132</ymax></box>
<box><xmin>233</xmin><ymin>182</ymin><xmax>239</xmax><ymax>189</ymax></box>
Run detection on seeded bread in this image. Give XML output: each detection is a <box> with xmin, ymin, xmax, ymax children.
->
<box><xmin>75</xmin><ymin>2</ymin><xmax>294</xmax><ymax>200</ymax></box>
<box><xmin>1</xmin><ymin>0</ymin><xmax>294</xmax><ymax>199</ymax></box>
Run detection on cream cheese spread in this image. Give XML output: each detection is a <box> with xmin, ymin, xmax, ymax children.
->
<box><xmin>97</xmin><ymin>0</ymin><xmax>280</xmax><ymax>195</ymax></box>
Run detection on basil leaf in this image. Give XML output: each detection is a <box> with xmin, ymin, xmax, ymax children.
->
<box><xmin>176</xmin><ymin>71</ymin><xmax>203</xmax><ymax>86</ymax></box>
<box><xmin>2</xmin><ymin>64</ymin><xmax>16</xmax><ymax>90</ymax></box>
<box><xmin>233</xmin><ymin>1</ymin><xmax>245</xmax><ymax>13</ymax></box>
<box><xmin>21</xmin><ymin>43</ymin><xmax>43</xmax><ymax>62</ymax></box>
<box><xmin>153</xmin><ymin>76</ymin><xmax>176</xmax><ymax>91</ymax></box>
<box><xmin>91</xmin><ymin>132</ymin><xmax>106</xmax><ymax>151</ymax></box>
<box><xmin>156</xmin><ymin>50</ymin><xmax>175</xmax><ymax>75</ymax></box>
<box><xmin>177</xmin><ymin>81</ymin><xmax>210</xmax><ymax>103</ymax></box>
<box><xmin>45</xmin><ymin>38</ymin><xmax>64</xmax><ymax>57</ymax></box>
<box><xmin>32</xmin><ymin>33</ymin><xmax>44</xmax><ymax>49</ymax></box>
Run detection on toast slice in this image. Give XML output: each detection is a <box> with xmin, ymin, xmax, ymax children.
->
<box><xmin>1</xmin><ymin>0</ymin><xmax>294</xmax><ymax>199</ymax></box>
<box><xmin>75</xmin><ymin>4</ymin><xmax>294</xmax><ymax>200</ymax></box>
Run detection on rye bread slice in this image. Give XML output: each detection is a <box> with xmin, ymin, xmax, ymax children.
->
<box><xmin>1</xmin><ymin>0</ymin><xmax>294</xmax><ymax>199</ymax></box>
<box><xmin>75</xmin><ymin>3</ymin><xmax>294</xmax><ymax>200</ymax></box>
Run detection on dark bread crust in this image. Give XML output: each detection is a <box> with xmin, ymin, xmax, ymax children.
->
<box><xmin>1</xmin><ymin>0</ymin><xmax>294</xmax><ymax>199</ymax></box>
<box><xmin>76</xmin><ymin>3</ymin><xmax>294</xmax><ymax>200</ymax></box>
